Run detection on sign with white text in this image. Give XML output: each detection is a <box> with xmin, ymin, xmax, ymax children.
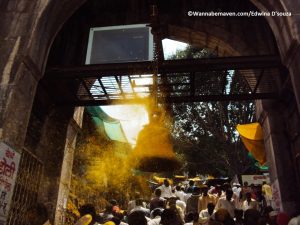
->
<box><xmin>0</xmin><ymin>142</ymin><xmax>21</xmax><ymax>224</ymax></box>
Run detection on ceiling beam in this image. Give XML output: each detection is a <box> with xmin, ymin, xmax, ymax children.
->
<box><xmin>59</xmin><ymin>93</ymin><xmax>279</xmax><ymax>106</ymax></box>
<box><xmin>46</xmin><ymin>55</ymin><xmax>283</xmax><ymax>79</ymax></box>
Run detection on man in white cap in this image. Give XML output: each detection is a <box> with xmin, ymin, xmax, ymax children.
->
<box><xmin>232</xmin><ymin>183</ymin><xmax>242</xmax><ymax>198</ymax></box>
<box><xmin>232</xmin><ymin>183</ymin><xmax>242</xmax><ymax>209</ymax></box>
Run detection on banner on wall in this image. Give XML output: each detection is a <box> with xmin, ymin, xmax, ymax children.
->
<box><xmin>0</xmin><ymin>142</ymin><xmax>21</xmax><ymax>224</ymax></box>
<box><xmin>241</xmin><ymin>174</ymin><xmax>270</xmax><ymax>185</ymax></box>
<box><xmin>271</xmin><ymin>179</ymin><xmax>283</xmax><ymax>211</ymax></box>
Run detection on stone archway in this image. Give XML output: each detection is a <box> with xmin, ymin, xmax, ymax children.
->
<box><xmin>1</xmin><ymin>0</ymin><xmax>300</xmax><ymax>222</ymax></box>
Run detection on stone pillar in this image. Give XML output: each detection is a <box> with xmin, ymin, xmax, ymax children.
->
<box><xmin>54</xmin><ymin>107</ymin><xmax>84</xmax><ymax>224</ymax></box>
<box><xmin>257</xmin><ymin>100</ymin><xmax>300</xmax><ymax>214</ymax></box>
<box><xmin>0</xmin><ymin>59</ymin><xmax>40</xmax><ymax>149</ymax></box>
<box><xmin>283</xmin><ymin>41</ymin><xmax>300</xmax><ymax>113</ymax></box>
<box><xmin>35</xmin><ymin>105</ymin><xmax>74</xmax><ymax>222</ymax></box>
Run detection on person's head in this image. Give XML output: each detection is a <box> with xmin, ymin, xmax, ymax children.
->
<box><xmin>215</xmin><ymin>208</ymin><xmax>231</xmax><ymax>223</ymax></box>
<box><xmin>164</xmin><ymin>179</ymin><xmax>170</xmax><ymax>187</ymax></box>
<box><xmin>110</xmin><ymin>199</ymin><xmax>118</xmax><ymax>206</ymax></box>
<box><xmin>244</xmin><ymin>209</ymin><xmax>260</xmax><ymax>225</ymax></box>
<box><xmin>222</xmin><ymin>183</ymin><xmax>231</xmax><ymax>191</ymax></box>
<box><xmin>262</xmin><ymin>181</ymin><xmax>267</xmax><ymax>185</ymax></box>
<box><xmin>193</xmin><ymin>186</ymin><xmax>201</xmax><ymax>195</ymax></box>
<box><xmin>234</xmin><ymin>209</ymin><xmax>244</xmax><ymax>221</ymax></box>
<box><xmin>79</xmin><ymin>204</ymin><xmax>97</xmax><ymax>219</ymax></box>
<box><xmin>105</xmin><ymin>203</ymin><xmax>114</xmax><ymax>213</ymax></box>
<box><xmin>225</xmin><ymin>189</ymin><xmax>233</xmax><ymax>201</ymax></box>
<box><xmin>151</xmin><ymin>208</ymin><xmax>163</xmax><ymax>218</ymax></box>
<box><xmin>207</xmin><ymin>202</ymin><xmax>215</xmax><ymax>215</ymax></box>
<box><xmin>246</xmin><ymin>192</ymin><xmax>252</xmax><ymax>201</ymax></box>
<box><xmin>25</xmin><ymin>203</ymin><xmax>49</xmax><ymax>225</ymax></box>
<box><xmin>244</xmin><ymin>181</ymin><xmax>249</xmax><ymax>187</ymax></box>
<box><xmin>155</xmin><ymin>188</ymin><xmax>162</xmax><ymax>197</ymax></box>
<box><xmin>202</xmin><ymin>186</ymin><xmax>209</xmax><ymax>196</ymax></box>
<box><xmin>216</xmin><ymin>185</ymin><xmax>222</xmax><ymax>195</ymax></box>
<box><xmin>168</xmin><ymin>197</ymin><xmax>178</xmax><ymax>208</ymax></box>
<box><xmin>161</xmin><ymin>208</ymin><xmax>183</xmax><ymax>225</ymax></box>
<box><xmin>176</xmin><ymin>185</ymin><xmax>181</xmax><ymax>191</ymax></box>
<box><xmin>128</xmin><ymin>211</ymin><xmax>147</xmax><ymax>225</ymax></box>
<box><xmin>189</xmin><ymin>180</ymin><xmax>195</xmax><ymax>187</ymax></box>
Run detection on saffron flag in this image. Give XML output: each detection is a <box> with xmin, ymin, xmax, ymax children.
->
<box><xmin>236</xmin><ymin>123</ymin><xmax>266</xmax><ymax>165</ymax></box>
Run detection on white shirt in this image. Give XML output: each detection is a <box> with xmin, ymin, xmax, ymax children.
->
<box><xmin>158</xmin><ymin>185</ymin><xmax>173</xmax><ymax>198</ymax></box>
<box><xmin>242</xmin><ymin>199</ymin><xmax>258</xmax><ymax>211</ymax></box>
<box><xmin>232</xmin><ymin>187</ymin><xmax>242</xmax><ymax>198</ymax></box>
<box><xmin>128</xmin><ymin>200</ymin><xmax>136</xmax><ymax>212</ymax></box>
<box><xmin>184</xmin><ymin>193</ymin><xmax>192</xmax><ymax>203</ymax></box>
<box><xmin>233</xmin><ymin>192</ymin><xmax>243</xmax><ymax>210</ymax></box>
<box><xmin>175</xmin><ymin>190</ymin><xmax>187</xmax><ymax>202</ymax></box>
<box><xmin>130</xmin><ymin>206</ymin><xmax>150</xmax><ymax>216</ymax></box>
<box><xmin>176</xmin><ymin>200</ymin><xmax>186</xmax><ymax>213</ymax></box>
<box><xmin>199</xmin><ymin>209</ymin><xmax>216</xmax><ymax>225</ymax></box>
<box><xmin>148</xmin><ymin>216</ymin><xmax>161</xmax><ymax>225</ymax></box>
<box><xmin>215</xmin><ymin>197</ymin><xmax>236</xmax><ymax>218</ymax></box>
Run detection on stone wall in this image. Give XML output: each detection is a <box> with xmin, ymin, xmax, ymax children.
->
<box><xmin>0</xmin><ymin>0</ymin><xmax>300</xmax><ymax>221</ymax></box>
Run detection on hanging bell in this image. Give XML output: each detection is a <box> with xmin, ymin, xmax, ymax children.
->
<box><xmin>129</xmin><ymin>111</ymin><xmax>181</xmax><ymax>172</ymax></box>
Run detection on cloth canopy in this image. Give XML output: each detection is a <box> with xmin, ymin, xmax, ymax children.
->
<box><xmin>86</xmin><ymin>106</ymin><xmax>128</xmax><ymax>143</ymax></box>
<box><xmin>236</xmin><ymin>122</ymin><xmax>266</xmax><ymax>165</ymax></box>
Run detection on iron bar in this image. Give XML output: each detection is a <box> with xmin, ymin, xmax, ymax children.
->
<box><xmin>97</xmin><ymin>78</ymin><xmax>109</xmax><ymax>99</ymax></box>
<box><xmin>80</xmin><ymin>79</ymin><xmax>93</xmax><ymax>98</ymax></box>
<box><xmin>252</xmin><ymin>69</ymin><xmax>265</xmax><ymax>94</ymax></box>
<box><xmin>61</xmin><ymin>93</ymin><xmax>279</xmax><ymax>106</ymax></box>
<box><xmin>46</xmin><ymin>55</ymin><xmax>282</xmax><ymax>79</ymax></box>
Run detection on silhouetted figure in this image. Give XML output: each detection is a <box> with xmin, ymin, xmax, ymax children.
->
<box><xmin>160</xmin><ymin>208</ymin><xmax>183</xmax><ymax>225</ymax></box>
<box><xmin>77</xmin><ymin>204</ymin><xmax>101</xmax><ymax>225</ymax></box>
<box><xmin>244</xmin><ymin>209</ymin><xmax>261</xmax><ymax>225</ymax></box>
<box><xmin>127</xmin><ymin>210</ymin><xmax>147</xmax><ymax>225</ymax></box>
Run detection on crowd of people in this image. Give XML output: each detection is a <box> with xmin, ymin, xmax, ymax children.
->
<box><xmin>25</xmin><ymin>179</ymin><xmax>300</xmax><ymax>225</ymax></box>
<box><xmin>69</xmin><ymin>179</ymin><xmax>299</xmax><ymax>225</ymax></box>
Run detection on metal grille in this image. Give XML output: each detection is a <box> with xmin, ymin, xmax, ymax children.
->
<box><xmin>74</xmin><ymin>67</ymin><xmax>281</xmax><ymax>104</ymax></box>
<box><xmin>6</xmin><ymin>149</ymin><xmax>43</xmax><ymax>225</ymax></box>
<box><xmin>45</xmin><ymin>55</ymin><xmax>286</xmax><ymax>106</ymax></box>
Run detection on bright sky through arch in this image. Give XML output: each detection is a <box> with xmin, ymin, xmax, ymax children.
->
<box><xmin>162</xmin><ymin>39</ymin><xmax>188</xmax><ymax>59</ymax></box>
